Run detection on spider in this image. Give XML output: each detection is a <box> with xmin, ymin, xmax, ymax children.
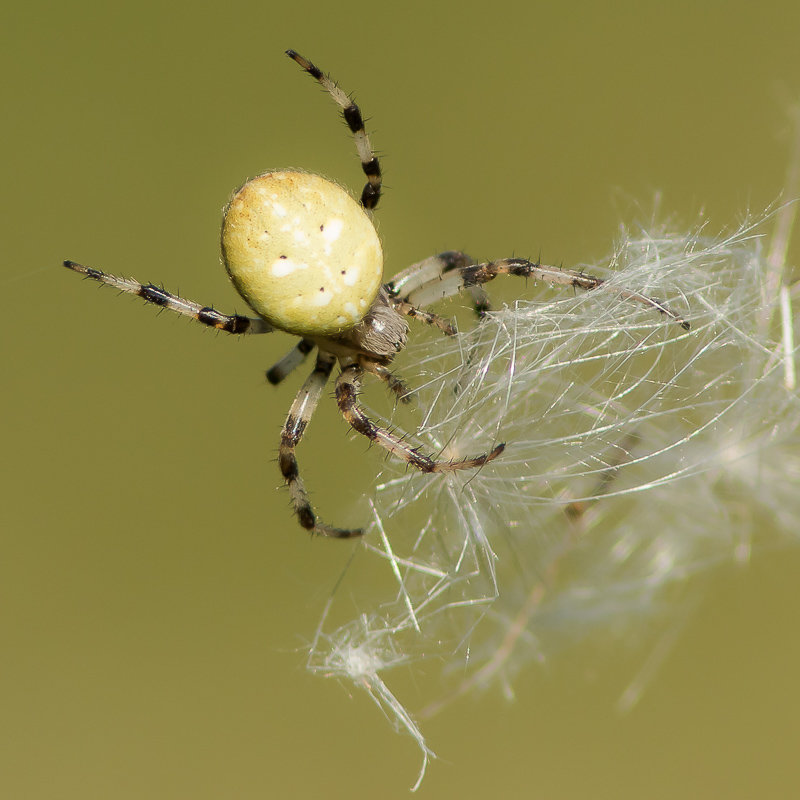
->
<box><xmin>64</xmin><ymin>49</ymin><xmax>689</xmax><ymax>539</ymax></box>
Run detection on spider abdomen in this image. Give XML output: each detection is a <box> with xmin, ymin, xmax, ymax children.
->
<box><xmin>221</xmin><ymin>170</ymin><xmax>383</xmax><ymax>337</ymax></box>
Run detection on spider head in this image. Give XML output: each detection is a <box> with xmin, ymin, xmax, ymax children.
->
<box><xmin>221</xmin><ymin>170</ymin><xmax>383</xmax><ymax>337</ymax></box>
<box><xmin>326</xmin><ymin>287</ymin><xmax>409</xmax><ymax>362</ymax></box>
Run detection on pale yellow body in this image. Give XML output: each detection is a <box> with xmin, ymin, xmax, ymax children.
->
<box><xmin>221</xmin><ymin>171</ymin><xmax>383</xmax><ymax>336</ymax></box>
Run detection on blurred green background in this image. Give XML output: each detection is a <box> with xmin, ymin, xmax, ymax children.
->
<box><xmin>3</xmin><ymin>0</ymin><xmax>799</xmax><ymax>796</ymax></box>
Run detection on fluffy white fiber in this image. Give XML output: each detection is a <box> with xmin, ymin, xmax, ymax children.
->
<box><xmin>306</xmin><ymin>190</ymin><xmax>799</xmax><ymax>788</ymax></box>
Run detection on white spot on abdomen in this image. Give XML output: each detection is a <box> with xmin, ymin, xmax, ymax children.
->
<box><xmin>271</xmin><ymin>258</ymin><xmax>300</xmax><ymax>278</ymax></box>
<box><xmin>342</xmin><ymin>266</ymin><xmax>359</xmax><ymax>286</ymax></box>
<box><xmin>313</xmin><ymin>290</ymin><xmax>332</xmax><ymax>307</ymax></box>
<box><xmin>322</xmin><ymin>217</ymin><xmax>344</xmax><ymax>243</ymax></box>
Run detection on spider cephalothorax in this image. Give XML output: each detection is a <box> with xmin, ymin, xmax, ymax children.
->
<box><xmin>64</xmin><ymin>49</ymin><xmax>688</xmax><ymax>538</ymax></box>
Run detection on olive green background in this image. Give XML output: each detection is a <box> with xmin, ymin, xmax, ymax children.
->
<box><xmin>3</xmin><ymin>1</ymin><xmax>799</xmax><ymax>797</ymax></box>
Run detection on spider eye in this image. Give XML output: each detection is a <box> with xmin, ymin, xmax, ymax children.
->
<box><xmin>221</xmin><ymin>171</ymin><xmax>383</xmax><ymax>336</ymax></box>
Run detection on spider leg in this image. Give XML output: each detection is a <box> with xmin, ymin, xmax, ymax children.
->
<box><xmin>390</xmin><ymin>254</ymin><xmax>492</xmax><ymax>402</ymax></box>
<box><xmin>391</xmin><ymin>300</ymin><xmax>457</xmax><ymax>336</ymax></box>
<box><xmin>335</xmin><ymin>362</ymin><xmax>505</xmax><ymax>472</ymax></box>
<box><xmin>361</xmin><ymin>360</ymin><xmax>414</xmax><ymax>404</ymax></box>
<box><xmin>387</xmin><ymin>251</ymin><xmax>492</xmax><ymax>318</ymax></box>
<box><xmin>286</xmin><ymin>49</ymin><xmax>382</xmax><ymax>211</ymax></box>
<box><xmin>64</xmin><ymin>261</ymin><xmax>273</xmax><ymax>334</ymax></box>
<box><xmin>266</xmin><ymin>338</ymin><xmax>316</xmax><ymax>385</ymax></box>
<box><xmin>397</xmin><ymin>257</ymin><xmax>690</xmax><ymax>330</ymax></box>
<box><xmin>279</xmin><ymin>352</ymin><xmax>361</xmax><ymax>538</ymax></box>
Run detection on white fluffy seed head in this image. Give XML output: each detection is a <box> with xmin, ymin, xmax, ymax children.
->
<box><xmin>221</xmin><ymin>171</ymin><xmax>384</xmax><ymax>336</ymax></box>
